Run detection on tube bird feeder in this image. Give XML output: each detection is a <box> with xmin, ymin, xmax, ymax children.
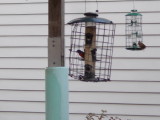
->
<box><xmin>125</xmin><ymin>9</ymin><xmax>146</xmax><ymax>50</ymax></box>
<box><xmin>68</xmin><ymin>12</ymin><xmax>116</xmax><ymax>82</ymax></box>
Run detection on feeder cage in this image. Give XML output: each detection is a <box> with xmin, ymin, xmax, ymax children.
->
<box><xmin>68</xmin><ymin>12</ymin><xmax>116</xmax><ymax>82</ymax></box>
<box><xmin>125</xmin><ymin>9</ymin><xmax>145</xmax><ymax>50</ymax></box>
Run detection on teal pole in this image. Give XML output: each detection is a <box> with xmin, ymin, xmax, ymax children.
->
<box><xmin>45</xmin><ymin>67</ymin><xmax>69</xmax><ymax>120</ymax></box>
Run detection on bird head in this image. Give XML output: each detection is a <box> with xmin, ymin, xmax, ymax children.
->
<box><xmin>138</xmin><ymin>41</ymin><xmax>144</xmax><ymax>44</ymax></box>
<box><xmin>133</xmin><ymin>42</ymin><xmax>137</xmax><ymax>46</ymax></box>
<box><xmin>76</xmin><ymin>50</ymin><xmax>82</xmax><ymax>53</ymax></box>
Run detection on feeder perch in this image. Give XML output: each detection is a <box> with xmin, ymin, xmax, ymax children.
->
<box><xmin>125</xmin><ymin>9</ymin><xmax>146</xmax><ymax>50</ymax></box>
<box><xmin>68</xmin><ymin>12</ymin><xmax>116</xmax><ymax>82</ymax></box>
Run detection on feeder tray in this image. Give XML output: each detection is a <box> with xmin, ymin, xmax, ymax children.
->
<box><xmin>68</xmin><ymin>12</ymin><xmax>116</xmax><ymax>82</ymax></box>
<box><xmin>126</xmin><ymin>47</ymin><xmax>143</xmax><ymax>50</ymax></box>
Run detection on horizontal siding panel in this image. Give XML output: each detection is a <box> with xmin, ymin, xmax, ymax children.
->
<box><xmin>0</xmin><ymin>80</ymin><xmax>45</xmax><ymax>90</ymax></box>
<box><xmin>69</xmin><ymin>81</ymin><xmax>160</xmax><ymax>93</ymax></box>
<box><xmin>65</xmin><ymin>58</ymin><xmax>160</xmax><ymax>69</ymax></box>
<box><xmin>112</xmin><ymin>58</ymin><xmax>160</xmax><ymax>69</ymax></box>
<box><xmin>0</xmin><ymin>79</ymin><xmax>160</xmax><ymax>92</ymax></box>
<box><xmin>0</xmin><ymin>25</ymin><xmax>47</xmax><ymax>35</ymax></box>
<box><xmin>0</xmin><ymin>112</ymin><xmax>44</xmax><ymax>120</ymax></box>
<box><xmin>70</xmin><ymin>92</ymin><xmax>160</xmax><ymax>104</ymax></box>
<box><xmin>65</xmin><ymin>12</ymin><xmax>160</xmax><ymax>23</ymax></box>
<box><xmin>143</xmin><ymin>36</ymin><xmax>160</xmax><ymax>46</ymax></box>
<box><xmin>65</xmin><ymin>35</ymin><xmax>160</xmax><ymax>47</ymax></box>
<box><xmin>111</xmin><ymin>70</ymin><xmax>160</xmax><ymax>81</ymax></box>
<box><xmin>65</xmin><ymin>0</ymin><xmax>125</xmax><ymax>1</ymax></box>
<box><xmin>113</xmin><ymin>47</ymin><xmax>160</xmax><ymax>58</ymax></box>
<box><xmin>0</xmin><ymin>58</ymin><xmax>47</xmax><ymax>68</ymax></box>
<box><xmin>70</xmin><ymin>114</ymin><xmax>160</xmax><ymax>120</ymax></box>
<box><xmin>0</xmin><ymin>101</ymin><xmax>44</xmax><ymax>112</ymax></box>
<box><xmin>1</xmin><ymin>57</ymin><xmax>159</xmax><ymax>69</ymax></box>
<box><xmin>0</xmin><ymin>15</ymin><xmax>47</xmax><ymax>24</ymax></box>
<box><xmin>0</xmin><ymin>69</ymin><xmax>45</xmax><ymax>79</ymax></box>
<box><xmin>0</xmin><ymin>36</ymin><xmax>47</xmax><ymax>46</ymax></box>
<box><xmin>65</xmin><ymin>47</ymin><xmax>160</xmax><ymax>58</ymax></box>
<box><xmin>0</xmin><ymin>3</ymin><xmax>47</xmax><ymax>14</ymax></box>
<box><xmin>116</xmin><ymin>24</ymin><xmax>160</xmax><ymax>35</ymax></box>
<box><xmin>65</xmin><ymin>24</ymin><xmax>160</xmax><ymax>35</ymax></box>
<box><xmin>70</xmin><ymin>103</ymin><xmax>160</xmax><ymax>116</ymax></box>
<box><xmin>65</xmin><ymin>1</ymin><xmax>160</xmax><ymax>13</ymax></box>
<box><xmin>0</xmin><ymin>1</ymin><xmax>46</xmax><ymax>120</ymax></box>
<box><xmin>0</xmin><ymin>24</ymin><xmax>160</xmax><ymax>35</ymax></box>
<box><xmin>0</xmin><ymin>48</ymin><xmax>47</xmax><ymax>57</ymax></box>
<box><xmin>0</xmin><ymin>66</ymin><xmax>158</xmax><ymax>81</ymax></box>
<box><xmin>2</xmin><ymin>93</ymin><xmax>159</xmax><ymax>116</ymax></box>
<box><xmin>0</xmin><ymin>0</ymin><xmax>47</xmax><ymax>4</ymax></box>
<box><xmin>0</xmin><ymin>90</ymin><xmax>44</xmax><ymax>101</ymax></box>
<box><xmin>65</xmin><ymin>0</ymin><xmax>160</xmax><ymax>2</ymax></box>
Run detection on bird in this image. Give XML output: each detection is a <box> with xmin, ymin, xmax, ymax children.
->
<box><xmin>91</xmin><ymin>48</ymin><xmax>97</xmax><ymax>61</ymax></box>
<box><xmin>132</xmin><ymin>42</ymin><xmax>138</xmax><ymax>49</ymax></box>
<box><xmin>76</xmin><ymin>50</ymin><xmax>85</xmax><ymax>59</ymax></box>
<box><xmin>131</xmin><ymin>20</ymin><xmax>137</xmax><ymax>26</ymax></box>
<box><xmin>138</xmin><ymin>41</ymin><xmax>146</xmax><ymax>50</ymax></box>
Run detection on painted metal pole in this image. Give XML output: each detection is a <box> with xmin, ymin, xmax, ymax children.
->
<box><xmin>46</xmin><ymin>67</ymin><xmax>68</xmax><ymax>120</ymax></box>
<box><xmin>46</xmin><ymin>0</ymin><xmax>69</xmax><ymax>120</ymax></box>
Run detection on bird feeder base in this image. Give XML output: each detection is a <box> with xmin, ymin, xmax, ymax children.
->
<box><xmin>78</xmin><ymin>75</ymin><xmax>110</xmax><ymax>82</ymax></box>
<box><xmin>126</xmin><ymin>47</ymin><xmax>144</xmax><ymax>50</ymax></box>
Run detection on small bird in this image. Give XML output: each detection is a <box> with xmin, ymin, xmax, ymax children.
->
<box><xmin>132</xmin><ymin>42</ymin><xmax>138</xmax><ymax>49</ymax></box>
<box><xmin>138</xmin><ymin>41</ymin><xmax>146</xmax><ymax>50</ymax></box>
<box><xmin>131</xmin><ymin>20</ymin><xmax>137</xmax><ymax>26</ymax></box>
<box><xmin>91</xmin><ymin>48</ymin><xmax>97</xmax><ymax>61</ymax></box>
<box><xmin>76</xmin><ymin>50</ymin><xmax>85</xmax><ymax>59</ymax></box>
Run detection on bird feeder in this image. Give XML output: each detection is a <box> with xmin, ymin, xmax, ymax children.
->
<box><xmin>125</xmin><ymin>9</ymin><xmax>145</xmax><ymax>50</ymax></box>
<box><xmin>68</xmin><ymin>12</ymin><xmax>116</xmax><ymax>82</ymax></box>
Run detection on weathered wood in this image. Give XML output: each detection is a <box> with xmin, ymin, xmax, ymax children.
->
<box><xmin>48</xmin><ymin>0</ymin><xmax>64</xmax><ymax>67</ymax></box>
<box><xmin>48</xmin><ymin>37</ymin><xmax>63</xmax><ymax>67</ymax></box>
<box><xmin>49</xmin><ymin>0</ymin><xmax>61</xmax><ymax>37</ymax></box>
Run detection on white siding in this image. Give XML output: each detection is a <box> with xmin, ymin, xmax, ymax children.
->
<box><xmin>0</xmin><ymin>0</ymin><xmax>159</xmax><ymax>120</ymax></box>
<box><xmin>0</xmin><ymin>1</ymin><xmax>47</xmax><ymax>120</ymax></box>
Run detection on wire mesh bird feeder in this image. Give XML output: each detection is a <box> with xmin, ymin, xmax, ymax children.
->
<box><xmin>125</xmin><ymin>9</ymin><xmax>146</xmax><ymax>50</ymax></box>
<box><xmin>68</xmin><ymin>12</ymin><xmax>116</xmax><ymax>82</ymax></box>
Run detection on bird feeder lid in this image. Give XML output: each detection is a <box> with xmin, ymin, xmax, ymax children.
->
<box><xmin>126</xmin><ymin>9</ymin><xmax>142</xmax><ymax>16</ymax></box>
<box><xmin>68</xmin><ymin>12</ymin><xmax>113</xmax><ymax>24</ymax></box>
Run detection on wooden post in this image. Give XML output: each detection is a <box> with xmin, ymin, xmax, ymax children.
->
<box><xmin>46</xmin><ymin>1</ymin><xmax>68</xmax><ymax>120</ymax></box>
<box><xmin>48</xmin><ymin>0</ymin><xmax>64</xmax><ymax>67</ymax></box>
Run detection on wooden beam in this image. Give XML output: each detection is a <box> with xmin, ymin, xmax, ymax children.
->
<box><xmin>48</xmin><ymin>0</ymin><xmax>65</xmax><ymax>67</ymax></box>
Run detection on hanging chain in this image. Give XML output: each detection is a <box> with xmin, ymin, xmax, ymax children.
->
<box><xmin>96</xmin><ymin>0</ymin><xmax>99</xmax><ymax>12</ymax></box>
<box><xmin>133</xmin><ymin>0</ymin><xmax>135</xmax><ymax>9</ymax></box>
<box><xmin>85</xmin><ymin>0</ymin><xmax>87</xmax><ymax>13</ymax></box>
<box><xmin>84</xmin><ymin>0</ymin><xmax>99</xmax><ymax>13</ymax></box>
